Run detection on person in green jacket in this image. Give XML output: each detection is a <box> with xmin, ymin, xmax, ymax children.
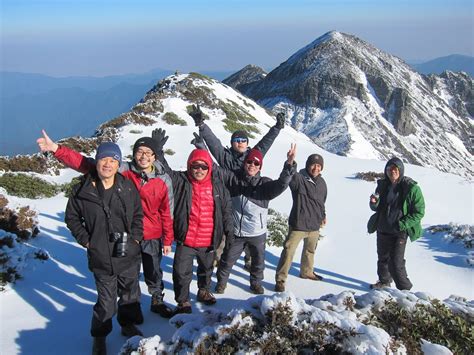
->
<box><xmin>367</xmin><ymin>157</ymin><xmax>425</xmax><ymax>290</ymax></box>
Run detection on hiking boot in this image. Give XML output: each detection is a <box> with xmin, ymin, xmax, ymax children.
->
<box><xmin>121</xmin><ymin>324</ymin><xmax>143</xmax><ymax>338</ymax></box>
<box><xmin>274</xmin><ymin>281</ymin><xmax>285</xmax><ymax>292</ymax></box>
<box><xmin>150</xmin><ymin>292</ymin><xmax>174</xmax><ymax>318</ymax></box>
<box><xmin>174</xmin><ymin>301</ymin><xmax>192</xmax><ymax>315</ymax></box>
<box><xmin>92</xmin><ymin>336</ymin><xmax>106</xmax><ymax>355</ymax></box>
<box><xmin>300</xmin><ymin>272</ymin><xmax>324</xmax><ymax>281</ymax></box>
<box><xmin>250</xmin><ymin>283</ymin><xmax>264</xmax><ymax>294</ymax></box>
<box><xmin>370</xmin><ymin>280</ymin><xmax>391</xmax><ymax>289</ymax></box>
<box><xmin>215</xmin><ymin>282</ymin><xmax>226</xmax><ymax>294</ymax></box>
<box><xmin>197</xmin><ymin>289</ymin><xmax>217</xmax><ymax>305</ymax></box>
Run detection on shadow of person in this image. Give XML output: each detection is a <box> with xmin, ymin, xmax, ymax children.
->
<box><xmin>263</xmin><ymin>249</ymin><xmax>370</xmax><ymax>292</ymax></box>
<box><xmin>10</xmin><ymin>213</ymin><xmax>98</xmax><ymax>354</ymax></box>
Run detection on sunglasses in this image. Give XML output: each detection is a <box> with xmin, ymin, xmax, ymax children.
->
<box><xmin>232</xmin><ymin>138</ymin><xmax>248</xmax><ymax>143</ymax></box>
<box><xmin>245</xmin><ymin>160</ymin><xmax>261</xmax><ymax>167</ymax></box>
<box><xmin>190</xmin><ymin>164</ymin><xmax>209</xmax><ymax>171</ymax></box>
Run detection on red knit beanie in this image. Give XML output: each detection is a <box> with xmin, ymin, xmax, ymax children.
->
<box><xmin>246</xmin><ymin>148</ymin><xmax>263</xmax><ymax>168</ymax></box>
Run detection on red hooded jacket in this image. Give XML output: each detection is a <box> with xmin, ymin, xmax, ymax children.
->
<box><xmin>184</xmin><ymin>149</ymin><xmax>215</xmax><ymax>248</ymax></box>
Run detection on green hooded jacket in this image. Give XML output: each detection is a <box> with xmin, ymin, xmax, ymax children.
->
<box><xmin>367</xmin><ymin>159</ymin><xmax>425</xmax><ymax>241</ymax></box>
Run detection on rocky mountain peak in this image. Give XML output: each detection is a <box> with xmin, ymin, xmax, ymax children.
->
<box><xmin>235</xmin><ymin>32</ymin><xmax>473</xmax><ymax>178</ymax></box>
<box><xmin>222</xmin><ymin>64</ymin><xmax>267</xmax><ymax>92</ymax></box>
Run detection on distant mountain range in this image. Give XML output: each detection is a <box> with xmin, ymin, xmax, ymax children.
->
<box><xmin>0</xmin><ymin>36</ymin><xmax>474</xmax><ymax>164</ymax></box>
<box><xmin>0</xmin><ymin>69</ymin><xmax>234</xmax><ymax>156</ymax></box>
<box><xmin>411</xmin><ymin>54</ymin><xmax>474</xmax><ymax>77</ymax></box>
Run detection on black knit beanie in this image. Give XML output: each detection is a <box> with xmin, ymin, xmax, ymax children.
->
<box><xmin>133</xmin><ymin>137</ymin><xmax>159</xmax><ymax>156</ymax></box>
<box><xmin>305</xmin><ymin>154</ymin><xmax>324</xmax><ymax>170</ymax></box>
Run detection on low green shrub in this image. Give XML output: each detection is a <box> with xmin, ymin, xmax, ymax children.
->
<box><xmin>193</xmin><ymin>300</ymin><xmax>355</xmax><ymax>354</ymax></box>
<box><xmin>0</xmin><ymin>173</ymin><xmax>60</xmax><ymax>199</ymax></box>
<box><xmin>368</xmin><ymin>299</ymin><xmax>474</xmax><ymax>354</ymax></box>
<box><xmin>129</xmin><ymin>129</ymin><xmax>143</xmax><ymax>134</ymax></box>
<box><xmin>162</xmin><ymin>112</ymin><xmax>187</xmax><ymax>126</ymax></box>
<box><xmin>164</xmin><ymin>149</ymin><xmax>175</xmax><ymax>156</ymax></box>
<box><xmin>0</xmin><ymin>201</ymin><xmax>39</xmax><ymax>241</ymax></box>
<box><xmin>61</xmin><ymin>177</ymin><xmax>82</xmax><ymax>198</ymax></box>
<box><xmin>188</xmin><ymin>72</ymin><xmax>213</xmax><ymax>82</ymax></box>
<box><xmin>267</xmin><ymin>208</ymin><xmax>288</xmax><ymax>247</ymax></box>
<box><xmin>0</xmin><ymin>155</ymin><xmax>49</xmax><ymax>174</ymax></box>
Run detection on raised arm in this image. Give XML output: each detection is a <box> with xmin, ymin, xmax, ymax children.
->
<box><xmin>37</xmin><ymin>129</ymin><xmax>95</xmax><ymax>174</ymax></box>
<box><xmin>253</xmin><ymin>112</ymin><xmax>285</xmax><ymax>156</ymax></box>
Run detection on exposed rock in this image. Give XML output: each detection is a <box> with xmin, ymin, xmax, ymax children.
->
<box><xmin>223</xmin><ymin>65</ymin><xmax>267</xmax><ymax>92</ymax></box>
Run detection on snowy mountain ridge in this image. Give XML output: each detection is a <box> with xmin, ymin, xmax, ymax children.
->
<box><xmin>227</xmin><ymin>31</ymin><xmax>473</xmax><ymax>179</ymax></box>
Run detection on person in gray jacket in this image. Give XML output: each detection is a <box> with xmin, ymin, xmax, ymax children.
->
<box><xmin>214</xmin><ymin>145</ymin><xmax>296</xmax><ymax>294</ymax></box>
<box><xmin>274</xmin><ymin>153</ymin><xmax>327</xmax><ymax>292</ymax></box>
<box><xmin>189</xmin><ymin>105</ymin><xmax>285</xmax><ymax>270</ymax></box>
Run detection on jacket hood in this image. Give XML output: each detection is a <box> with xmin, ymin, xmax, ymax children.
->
<box><xmin>384</xmin><ymin>157</ymin><xmax>405</xmax><ymax>180</ymax></box>
<box><xmin>187</xmin><ymin>149</ymin><xmax>213</xmax><ymax>182</ymax></box>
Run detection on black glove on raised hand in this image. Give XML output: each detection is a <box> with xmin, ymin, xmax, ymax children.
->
<box><xmin>190</xmin><ymin>132</ymin><xmax>206</xmax><ymax>150</ymax></box>
<box><xmin>151</xmin><ymin>128</ymin><xmax>169</xmax><ymax>151</ymax></box>
<box><xmin>275</xmin><ymin>112</ymin><xmax>285</xmax><ymax>129</ymax></box>
<box><xmin>189</xmin><ymin>104</ymin><xmax>204</xmax><ymax>127</ymax></box>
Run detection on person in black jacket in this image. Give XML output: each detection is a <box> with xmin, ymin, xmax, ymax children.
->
<box><xmin>213</xmin><ymin>145</ymin><xmax>296</xmax><ymax>294</ymax></box>
<box><xmin>274</xmin><ymin>153</ymin><xmax>327</xmax><ymax>292</ymax></box>
<box><xmin>189</xmin><ymin>105</ymin><xmax>285</xmax><ymax>269</ymax></box>
<box><xmin>65</xmin><ymin>142</ymin><xmax>144</xmax><ymax>355</ymax></box>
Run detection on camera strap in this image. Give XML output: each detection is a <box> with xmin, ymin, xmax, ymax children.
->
<box><xmin>96</xmin><ymin>178</ymin><xmax>119</xmax><ymax>235</ymax></box>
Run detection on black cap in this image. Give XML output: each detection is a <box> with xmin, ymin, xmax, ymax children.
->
<box><xmin>133</xmin><ymin>137</ymin><xmax>158</xmax><ymax>157</ymax></box>
<box><xmin>305</xmin><ymin>154</ymin><xmax>324</xmax><ymax>171</ymax></box>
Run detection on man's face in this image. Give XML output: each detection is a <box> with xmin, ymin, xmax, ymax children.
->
<box><xmin>231</xmin><ymin>138</ymin><xmax>248</xmax><ymax>154</ymax></box>
<box><xmin>386</xmin><ymin>165</ymin><xmax>400</xmax><ymax>183</ymax></box>
<box><xmin>307</xmin><ymin>163</ymin><xmax>322</xmax><ymax>178</ymax></box>
<box><xmin>134</xmin><ymin>146</ymin><xmax>155</xmax><ymax>171</ymax></box>
<box><xmin>244</xmin><ymin>158</ymin><xmax>261</xmax><ymax>177</ymax></box>
<box><xmin>189</xmin><ymin>160</ymin><xmax>209</xmax><ymax>181</ymax></box>
<box><xmin>96</xmin><ymin>157</ymin><xmax>120</xmax><ymax>180</ymax></box>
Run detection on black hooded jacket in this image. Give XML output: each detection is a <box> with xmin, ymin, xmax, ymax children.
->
<box><xmin>65</xmin><ymin>172</ymin><xmax>143</xmax><ymax>275</ymax></box>
<box><xmin>288</xmin><ymin>169</ymin><xmax>327</xmax><ymax>232</ymax></box>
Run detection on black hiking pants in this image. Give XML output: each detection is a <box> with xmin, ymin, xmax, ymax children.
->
<box><xmin>376</xmin><ymin>231</ymin><xmax>413</xmax><ymax>290</ymax></box>
<box><xmin>141</xmin><ymin>238</ymin><xmax>165</xmax><ymax>296</ymax></box>
<box><xmin>217</xmin><ymin>234</ymin><xmax>266</xmax><ymax>287</ymax></box>
<box><xmin>91</xmin><ymin>260</ymin><xmax>142</xmax><ymax>337</ymax></box>
<box><xmin>172</xmin><ymin>245</ymin><xmax>214</xmax><ymax>304</ymax></box>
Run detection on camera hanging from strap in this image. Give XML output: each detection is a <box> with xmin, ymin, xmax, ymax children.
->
<box><xmin>95</xmin><ymin>177</ymin><xmax>131</xmax><ymax>235</ymax></box>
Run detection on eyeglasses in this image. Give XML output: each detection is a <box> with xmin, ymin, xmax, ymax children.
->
<box><xmin>190</xmin><ymin>164</ymin><xmax>209</xmax><ymax>171</ymax></box>
<box><xmin>245</xmin><ymin>160</ymin><xmax>261</xmax><ymax>167</ymax></box>
<box><xmin>135</xmin><ymin>149</ymin><xmax>154</xmax><ymax>157</ymax></box>
<box><xmin>232</xmin><ymin>138</ymin><xmax>248</xmax><ymax>143</ymax></box>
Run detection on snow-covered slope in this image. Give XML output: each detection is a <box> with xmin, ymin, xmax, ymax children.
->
<box><xmin>1</xmin><ymin>73</ymin><xmax>473</xmax><ymax>354</ymax></box>
<box><xmin>234</xmin><ymin>31</ymin><xmax>473</xmax><ymax>179</ymax></box>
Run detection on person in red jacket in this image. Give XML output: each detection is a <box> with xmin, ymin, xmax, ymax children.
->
<box><xmin>37</xmin><ymin>130</ymin><xmax>175</xmax><ymax>318</ymax></box>
<box><xmin>157</xmin><ymin>147</ymin><xmax>234</xmax><ymax>314</ymax></box>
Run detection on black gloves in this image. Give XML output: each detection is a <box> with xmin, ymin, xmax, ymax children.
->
<box><xmin>189</xmin><ymin>104</ymin><xmax>204</xmax><ymax>127</ymax></box>
<box><xmin>151</xmin><ymin>128</ymin><xmax>169</xmax><ymax>152</ymax></box>
<box><xmin>191</xmin><ymin>132</ymin><xmax>206</xmax><ymax>150</ymax></box>
<box><xmin>275</xmin><ymin>112</ymin><xmax>285</xmax><ymax>129</ymax></box>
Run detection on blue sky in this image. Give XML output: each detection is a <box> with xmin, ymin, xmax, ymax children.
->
<box><xmin>1</xmin><ymin>0</ymin><xmax>473</xmax><ymax>76</ymax></box>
